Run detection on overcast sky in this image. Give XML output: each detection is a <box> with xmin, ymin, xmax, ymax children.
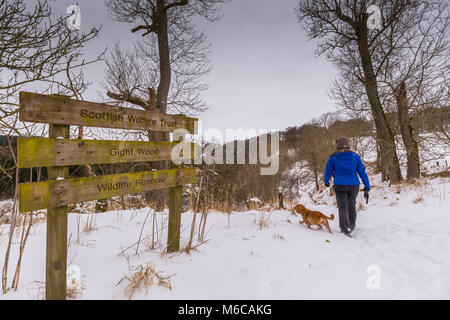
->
<box><xmin>51</xmin><ymin>0</ymin><xmax>338</xmax><ymax>136</ymax></box>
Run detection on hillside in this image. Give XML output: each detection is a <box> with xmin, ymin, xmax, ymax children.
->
<box><xmin>1</xmin><ymin>164</ymin><xmax>449</xmax><ymax>299</ymax></box>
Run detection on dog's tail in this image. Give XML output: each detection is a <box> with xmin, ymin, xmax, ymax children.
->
<box><xmin>328</xmin><ymin>214</ymin><xmax>335</xmax><ymax>221</ymax></box>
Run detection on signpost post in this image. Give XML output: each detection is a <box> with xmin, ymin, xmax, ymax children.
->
<box><xmin>17</xmin><ymin>91</ymin><xmax>197</xmax><ymax>300</ymax></box>
<box><xmin>167</xmin><ymin>131</ymin><xmax>185</xmax><ymax>252</ymax></box>
<box><xmin>46</xmin><ymin>123</ymin><xmax>69</xmax><ymax>300</ymax></box>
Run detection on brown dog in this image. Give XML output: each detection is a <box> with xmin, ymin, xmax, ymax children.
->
<box><xmin>293</xmin><ymin>204</ymin><xmax>334</xmax><ymax>234</ymax></box>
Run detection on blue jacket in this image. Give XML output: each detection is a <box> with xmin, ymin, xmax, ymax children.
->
<box><xmin>324</xmin><ymin>151</ymin><xmax>370</xmax><ymax>189</ymax></box>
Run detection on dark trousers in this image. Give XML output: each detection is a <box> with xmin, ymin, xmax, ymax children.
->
<box><xmin>333</xmin><ymin>185</ymin><xmax>359</xmax><ymax>234</ymax></box>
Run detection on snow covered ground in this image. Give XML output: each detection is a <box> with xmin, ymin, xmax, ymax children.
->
<box><xmin>1</xmin><ymin>172</ymin><xmax>449</xmax><ymax>300</ymax></box>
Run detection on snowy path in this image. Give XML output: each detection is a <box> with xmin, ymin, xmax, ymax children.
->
<box><xmin>1</xmin><ymin>179</ymin><xmax>449</xmax><ymax>300</ymax></box>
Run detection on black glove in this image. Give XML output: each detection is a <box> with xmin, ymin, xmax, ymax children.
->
<box><xmin>325</xmin><ymin>183</ymin><xmax>330</xmax><ymax>187</ymax></box>
<box><xmin>363</xmin><ymin>188</ymin><xmax>370</xmax><ymax>204</ymax></box>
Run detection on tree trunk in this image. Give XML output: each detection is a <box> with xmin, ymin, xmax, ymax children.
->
<box><xmin>150</xmin><ymin>1</ymin><xmax>172</xmax><ymax>211</ymax></box>
<box><xmin>395</xmin><ymin>81</ymin><xmax>420</xmax><ymax>179</ymax></box>
<box><xmin>145</xmin><ymin>134</ymin><xmax>167</xmax><ymax>210</ymax></box>
<box><xmin>313</xmin><ymin>163</ymin><xmax>319</xmax><ymax>192</ymax></box>
<box><xmin>145</xmin><ymin>88</ymin><xmax>160</xmax><ymax>206</ymax></box>
<box><xmin>146</xmin><ymin>87</ymin><xmax>168</xmax><ymax>209</ymax></box>
<box><xmin>155</xmin><ymin>0</ymin><xmax>171</xmax><ymax>151</ymax></box>
<box><xmin>156</xmin><ymin>0</ymin><xmax>171</xmax><ymax>117</ymax></box>
<box><xmin>376</xmin><ymin>139</ymin><xmax>388</xmax><ymax>181</ymax></box>
<box><xmin>357</xmin><ymin>28</ymin><xmax>402</xmax><ymax>183</ymax></box>
<box><xmin>375</xmin><ymin>138</ymin><xmax>382</xmax><ymax>174</ymax></box>
<box><xmin>150</xmin><ymin>1</ymin><xmax>172</xmax><ymax>210</ymax></box>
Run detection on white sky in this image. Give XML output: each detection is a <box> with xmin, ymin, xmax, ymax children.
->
<box><xmin>50</xmin><ymin>0</ymin><xmax>339</xmax><ymax>137</ymax></box>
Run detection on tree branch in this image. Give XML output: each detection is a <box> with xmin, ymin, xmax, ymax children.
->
<box><xmin>106</xmin><ymin>90</ymin><xmax>149</xmax><ymax>110</ymax></box>
<box><xmin>164</xmin><ymin>0</ymin><xmax>189</xmax><ymax>12</ymax></box>
<box><xmin>131</xmin><ymin>23</ymin><xmax>156</xmax><ymax>36</ymax></box>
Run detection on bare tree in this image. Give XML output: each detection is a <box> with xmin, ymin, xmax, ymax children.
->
<box><xmin>0</xmin><ymin>0</ymin><xmax>103</xmax><ymax>294</ymax></box>
<box><xmin>105</xmin><ymin>0</ymin><xmax>227</xmax><ymax>208</ymax></box>
<box><xmin>105</xmin><ymin>0</ymin><xmax>227</xmax><ymax>118</ymax></box>
<box><xmin>379</xmin><ymin>1</ymin><xmax>450</xmax><ymax>179</ymax></box>
<box><xmin>103</xmin><ymin>18</ymin><xmax>210</xmax><ymax>117</ymax></box>
<box><xmin>296</xmin><ymin>0</ymin><xmax>425</xmax><ymax>183</ymax></box>
<box><xmin>329</xmin><ymin>43</ymin><xmax>395</xmax><ymax>180</ymax></box>
<box><xmin>329</xmin><ymin>1</ymin><xmax>450</xmax><ymax>180</ymax></box>
<box><xmin>296</xmin><ymin>122</ymin><xmax>334</xmax><ymax>191</ymax></box>
<box><xmin>0</xmin><ymin>0</ymin><xmax>103</xmax><ymax>136</ymax></box>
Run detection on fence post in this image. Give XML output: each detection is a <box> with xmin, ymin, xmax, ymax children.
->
<box><xmin>46</xmin><ymin>123</ymin><xmax>69</xmax><ymax>300</ymax></box>
<box><xmin>167</xmin><ymin>132</ymin><xmax>185</xmax><ymax>252</ymax></box>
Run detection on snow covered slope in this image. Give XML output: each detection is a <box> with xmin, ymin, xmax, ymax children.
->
<box><xmin>1</xmin><ymin>174</ymin><xmax>449</xmax><ymax>300</ymax></box>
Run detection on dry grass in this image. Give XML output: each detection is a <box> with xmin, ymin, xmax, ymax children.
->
<box><xmin>0</xmin><ymin>201</ymin><xmax>13</xmax><ymax>224</ymax></box>
<box><xmin>413</xmin><ymin>196</ymin><xmax>424</xmax><ymax>204</ymax></box>
<box><xmin>422</xmin><ymin>170</ymin><xmax>450</xmax><ymax>178</ymax></box>
<box><xmin>82</xmin><ymin>213</ymin><xmax>97</xmax><ymax>233</ymax></box>
<box><xmin>181</xmin><ymin>239</ymin><xmax>210</xmax><ymax>255</ymax></box>
<box><xmin>68</xmin><ymin>194</ymin><xmax>148</xmax><ymax>215</ymax></box>
<box><xmin>273</xmin><ymin>233</ymin><xmax>286</xmax><ymax>242</ymax></box>
<box><xmin>246</xmin><ymin>197</ymin><xmax>264</xmax><ymax>210</ymax></box>
<box><xmin>358</xmin><ymin>202</ymin><xmax>366</xmax><ymax>211</ymax></box>
<box><xmin>0</xmin><ymin>203</ymin><xmax>46</xmax><ymax>226</ymax></box>
<box><xmin>69</xmin><ymin>202</ymin><xmax>96</xmax><ymax>214</ymax></box>
<box><xmin>397</xmin><ymin>175</ymin><xmax>447</xmax><ymax>204</ymax></box>
<box><xmin>289</xmin><ymin>208</ymin><xmax>297</xmax><ymax>216</ymax></box>
<box><xmin>388</xmin><ymin>200</ymin><xmax>399</xmax><ymax>207</ymax></box>
<box><xmin>254</xmin><ymin>210</ymin><xmax>273</xmax><ymax>230</ymax></box>
<box><xmin>119</xmin><ymin>262</ymin><xmax>174</xmax><ymax>300</ymax></box>
<box><xmin>66</xmin><ymin>279</ymin><xmax>84</xmax><ymax>299</ymax></box>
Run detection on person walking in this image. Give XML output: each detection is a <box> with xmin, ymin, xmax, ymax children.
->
<box><xmin>324</xmin><ymin>137</ymin><xmax>370</xmax><ymax>237</ymax></box>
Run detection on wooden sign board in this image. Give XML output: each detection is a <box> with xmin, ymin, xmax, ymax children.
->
<box><xmin>17</xmin><ymin>137</ymin><xmax>195</xmax><ymax>168</ymax></box>
<box><xmin>18</xmin><ymin>167</ymin><xmax>196</xmax><ymax>213</ymax></box>
<box><xmin>17</xmin><ymin>91</ymin><xmax>197</xmax><ymax>299</ymax></box>
<box><xmin>19</xmin><ymin>91</ymin><xmax>198</xmax><ymax>134</ymax></box>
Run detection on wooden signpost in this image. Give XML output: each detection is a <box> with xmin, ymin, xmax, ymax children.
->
<box><xmin>17</xmin><ymin>91</ymin><xmax>198</xmax><ymax>300</ymax></box>
<box><xmin>17</xmin><ymin>138</ymin><xmax>194</xmax><ymax>168</ymax></box>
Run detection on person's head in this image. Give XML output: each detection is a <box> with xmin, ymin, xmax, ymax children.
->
<box><xmin>335</xmin><ymin>137</ymin><xmax>350</xmax><ymax>153</ymax></box>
